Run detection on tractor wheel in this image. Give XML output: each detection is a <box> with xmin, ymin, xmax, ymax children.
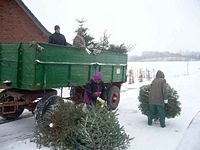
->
<box><xmin>1</xmin><ymin>106</ymin><xmax>24</xmax><ymax>120</ymax></box>
<box><xmin>35</xmin><ymin>95</ymin><xmax>63</xmax><ymax>124</ymax></box>
<box><xmin>107</xmin><ymin>86</ymin><xmax>120</xmax><ymax>110</ymax></box>
<box><xmin>35</xmin><ymin>96</ymin><xmax>48</xmax><ymax>124</ymax></box>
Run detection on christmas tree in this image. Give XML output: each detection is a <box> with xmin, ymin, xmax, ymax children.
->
<box><xmin>33</xmin><ymin>101</ymin><xmax>132</xmax><ymax>150</ymax></box>
<box><xmin>75</xmin><ymin>18</ymin><xmax>133</xmax><ymax>54</ymax></box>
<box><xmin>33</xmin><ymin>100</ymin><xmax>85</xmax><ymax>149</ymax></box>
<box><xmin>73</xmin><ymin>105</ymin><xmax>132</xmax><ymax>150</ymax></box>
<box><xmin>138</xmin><ymin>84</ymin><xmax>181</xmax><ymax>118</ymax></box>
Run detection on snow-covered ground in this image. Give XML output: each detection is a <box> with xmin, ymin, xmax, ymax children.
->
<box><xmin>0</xmin><ymin>61</ymin><xmax>200</xmax><ymax>150</ymax></box>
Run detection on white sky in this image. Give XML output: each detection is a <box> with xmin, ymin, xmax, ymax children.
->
<box><xmin>22</xmin><ymin>0</ymin><xmax>200</xmax><ymax>55</ymax></box>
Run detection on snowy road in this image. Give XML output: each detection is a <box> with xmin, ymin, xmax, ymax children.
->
<box><xmin>0</xmin><ymin>113</ymin><xmax>37</xmax><ymax>150</ymax></box>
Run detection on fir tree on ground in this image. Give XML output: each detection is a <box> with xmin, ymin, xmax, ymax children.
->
<box><xmin>33</xmin><ymin>100</ymin><xmax>85</xmax><ymax>150</ymax></box>
<box><xmin>33</xmin><ymin>100</ymin><xmax>132</xmax><ymax>150</ymax></box>
<box><xmin>73</xmin><ymin>105</ymin><xmax>132</xmax><ymax>150</ymax></box>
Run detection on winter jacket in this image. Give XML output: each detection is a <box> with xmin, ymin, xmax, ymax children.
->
<box><xmin>84</xmin><ymin>79</ymin><xmax>105</xmax><ymax>105</ymax></box>
<box><xmin>73</xmin><ymin>34</ymin><xmax>86</xmax><ymax>48</ymax></box>
<box><xmin>48</xmin><ymin>32</ymin><xmax>68</xmax><ymax>46</ymax></box>
<box><xmin>149</xmin><ymin>70</ymin><xmax>168</xmax><ymax>105</ymax></box>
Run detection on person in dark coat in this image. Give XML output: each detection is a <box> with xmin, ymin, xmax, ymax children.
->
<box><xmin>148</xmin><ymin>70</ymin><xmax>168</xmax><ymax>128</ymax></box>
<box><xmin>48</xmin><ymin>25</ymin><xmax>70</xmax><ymax>46</ymax></box>
<box><xmin>73</xmin><ymin>28</ymin><xmax>86</xmax><ymax>48</ymax></box>
<box><xmin>84</xmin><ymin>72</ymin><xmax>106</xmax><ymax>106</ymax></box>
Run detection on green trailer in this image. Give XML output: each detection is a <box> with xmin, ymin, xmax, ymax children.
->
<box><xmin>0</xmin><ymin>42</ymin><xmax>127</xmax><ymax>119</ymax></box>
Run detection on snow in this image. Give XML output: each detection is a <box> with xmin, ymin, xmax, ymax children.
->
<box><xmin>177</xmin><ymin>111</ymin><xmax>200</xmax><ymax>150</ymax></box>
<box><xmin>1</xmin><ymin>61</ymin><xmax>200</xmax><ymax>150</ymax></box>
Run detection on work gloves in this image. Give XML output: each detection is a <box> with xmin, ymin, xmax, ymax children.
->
<box><xmin>97</xmin><ymin>97</ymin><xmax>106</xmax><ymax>108</ymax></box>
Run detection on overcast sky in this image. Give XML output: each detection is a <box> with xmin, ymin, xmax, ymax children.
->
<box><xmin>23</xmin><ymin>0</ymin><xmax>200</xmax><ymax>55</ymax></box>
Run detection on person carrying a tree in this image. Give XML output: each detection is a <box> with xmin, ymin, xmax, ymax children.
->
<box><xmin>148</xmin><ymin>70</ymin><xmax>168</xmax><ymax>128</ymax></box>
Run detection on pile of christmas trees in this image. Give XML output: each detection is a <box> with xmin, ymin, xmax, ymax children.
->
<box><xmin>33</xmin><ymin>100</ymin><xmax>132</xmax><ymax>150</ymax></box>
<box><xmin>75</xmin><ymin>18</ymin><xmax>132</xmax><ymax>54</ymax></box>
<box><xmin>138</xmin><ymin>84</ymin><xmax>181</xmax><ymax>118</ymax></box>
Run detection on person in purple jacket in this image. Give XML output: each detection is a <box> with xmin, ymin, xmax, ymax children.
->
<box><xmin>84</xmin><ymin>72</ymin><xmax>106</xmax><ymax>106</ymax></box>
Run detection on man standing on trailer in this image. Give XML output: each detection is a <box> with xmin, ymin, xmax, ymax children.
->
<box><xmin>48</xmin><ymin>25</ymin><xmax>70</xmax><ymax>46</ymax></box>
<box><xmin>73</xmin><ymin>28</ymin><xmax>86</xmax><ymax>48</ymax></box>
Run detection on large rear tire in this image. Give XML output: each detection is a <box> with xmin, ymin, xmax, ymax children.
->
<box><xmin>35</xmin><ymin>95</ymin><xmax>63</xmax><ymax>124</ymax></box>
<box><xmin>107</xmin><ymin>86</ymin><xmax>120</xmax><ymax>110</ymax></box>
<box><xmin>35</xmin><ymin>96</ymin><xmax>48</xmax><ymax>124</ymax></box>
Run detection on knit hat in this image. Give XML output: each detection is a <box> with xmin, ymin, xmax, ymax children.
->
<box><xmin>93</xmin><ymin>72</ymin><xmax>103</xmax><ymax>80</ymax></box>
